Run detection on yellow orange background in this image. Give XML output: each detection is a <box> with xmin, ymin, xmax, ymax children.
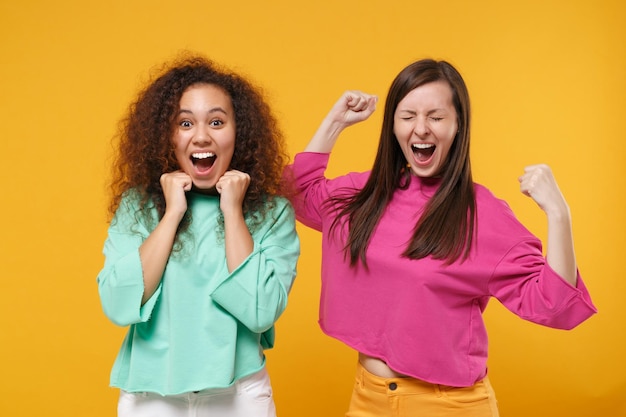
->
<box><xmin>1</xmin><ymin>0</ymin><xmax>624</xmax><ymax>415</ymax></box>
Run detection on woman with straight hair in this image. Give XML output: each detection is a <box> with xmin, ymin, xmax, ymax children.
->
<box><xmin>286</xmin><ymin>59</ymin><xmax>596</xmax><ymax>416</ymax></box>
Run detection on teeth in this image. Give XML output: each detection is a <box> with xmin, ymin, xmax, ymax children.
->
<box><xmin>192</xmin><ymin>152</ymin><xmax>215</xmax><ymax>159</ymax></box>
<box><xmin>412</xmin><ymin>143</ymin><xmax>434</xmax><ymax>149</ymax></box>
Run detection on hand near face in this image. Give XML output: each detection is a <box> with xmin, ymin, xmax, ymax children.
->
<box><xmin>519</xmin><ymin>164</ymin><xmax>568</xmax><ymax>215</ymax></box>
<box><xmin>216</xmin><ymin>170</ymin><xmax>250</xmax><ymax>213</ymax></box>
<box><xmin>160</xmin><ymin>171</ymin><xmax>193</xmax><ymax>220</ymax></box>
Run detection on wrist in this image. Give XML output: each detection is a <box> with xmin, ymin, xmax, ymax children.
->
<box><xmin>162</xmin><ymin>209</ymin><xmax>186</xmax><ymax>225</ymax></box>
<box><xmin>544</xmin><ymin>202</ymin><xmax>571</xmax><ymax>222</ymax></box>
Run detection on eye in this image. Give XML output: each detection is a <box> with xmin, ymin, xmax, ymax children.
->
<box><xmin>430</xmin><ymin>117</ymin><xmax>443</xmax><ymax>122</ymax></box>
<box><xmin>209</xmin><ymin>119</ymin><xmax>224</xmax><ymax>127</ymax></box>
<box><xmin>179</xmin><ymin>120</ymin><xmax>192</xmax><ymax>128</ymax></box>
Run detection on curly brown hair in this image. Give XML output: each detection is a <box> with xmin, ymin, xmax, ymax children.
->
<box><xmin>108</xmin><ymin>54</ymin><xmax>289</xmax><ymax>242</ymax></box>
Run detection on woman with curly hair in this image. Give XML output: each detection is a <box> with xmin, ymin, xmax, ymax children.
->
<box><xmin>97</xmin><ymin>54</ymin><xmax>299</xmax><ymax>417</ymax></box>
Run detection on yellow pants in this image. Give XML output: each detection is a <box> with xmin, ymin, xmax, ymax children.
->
<box><xmin>346</xmin><ymin>362</ymin><xmax>499</xmax><ymax>417</ymax></box>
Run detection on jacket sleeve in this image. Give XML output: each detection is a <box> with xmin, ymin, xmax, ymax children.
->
<box><xmin>488</xmin><ymin>238</ymin><xmax>597</xmax><ymax>330</ymax></box>
<box><xmin>96</xmin><ymin>197</ymin><xmax>161</xmax><ymax>326</ymax></box>
<box><xmin>209</xmin><ymin>199</ymin><xmax>300</xmax><ymax>334</ymax></box>
<box><xmin>284</xmin><ymin>152</ymin><xmax>333</xmax><ymax>232</ymax></box>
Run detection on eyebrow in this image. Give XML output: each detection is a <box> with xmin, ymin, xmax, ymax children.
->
<box><xmin>178</xmin><ymin>107</ymin><xmax>229</xmax><ymax>116</ymax></box>
<box><xmin>396</xmin><ymin>108</ymin><xmax>448</xmax><ymax>115</ymax></box>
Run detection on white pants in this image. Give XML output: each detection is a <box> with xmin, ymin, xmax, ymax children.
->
<box><xmin>117</xmin><ymin>367</ymin><xmax>276</xmax><ymax>417</ymax></box>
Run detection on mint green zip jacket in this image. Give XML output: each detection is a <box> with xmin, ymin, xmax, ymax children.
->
<box><xmin>97</xmin><ymin>191</ymin><xmax>299</xmax><ymax>395</ymax></box>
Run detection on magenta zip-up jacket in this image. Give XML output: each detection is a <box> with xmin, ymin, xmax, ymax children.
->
<box><xmin>288</xmin><ymin>152</ymin><xmax>596</xmax><ymax>387</ymax></box>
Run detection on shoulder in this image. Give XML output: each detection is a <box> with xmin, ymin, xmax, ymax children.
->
<box><xmin>118</xmin><ymin>188</ymin><xmax>144</xmax><ymax>207</ymax></box>
<box><xmin>256</xmin><ymin>195</ymin><xmax>296</xmax><ymax>223</ymax></box>
<box><xmin>473</xmin><ymin>183</ymin><xmax>534</xmax><ymax>238</ymax></box>
<box><xmin>473</xmin><ymin>183</ymin><xmax>512</xmax><ymax>214</ymax></box>
<box><xmin>249</xmin><ymin>196</ymin><xmax>299</xmax><ymax>241</ymax></box>
<box><xmin>292</xmin><ymin>151</ymin><xmax>370</xmax><ymax>189</ymax></box>
<box><xmin>113</xmin><ymin>188</ymin><xmax>143</xmax><ymax>219</ymax></box>
<box><xmin>112</xmin><ymin>188</ymin><xmax>157</xmax><ymax>230</ymax></box>
<box><xmin>269</xmin><ymin>195</ymin><xmax>293</xmax><ymax>213</ymax></box>
<box><xmin>327</xmin><ymin>170</ymin><xmax>370</xmax><ymax>194</ymax></box>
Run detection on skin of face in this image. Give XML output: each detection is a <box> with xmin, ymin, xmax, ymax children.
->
<box><xmin>172</xmin><ymin>83</ymin><xmax>236</xmax><ymax>192</ymax></box>
<box><xmin>393</xmin><ymin>80</ymin><xmax>459</xmax><ymax>178</ymax></box>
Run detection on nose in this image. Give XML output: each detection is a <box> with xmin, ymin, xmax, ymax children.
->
<box><xmin>414</xmin><ymin>117</ymin><xmax>430</xmax><ymax>137</ymax></box>
<box><xmin>192</xmin><ymin>125</ymin><xmax>213</xmax><ymax>144</ymax></box>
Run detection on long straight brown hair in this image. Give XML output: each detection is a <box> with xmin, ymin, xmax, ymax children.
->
<box><xmin>330</xmin><ymin>59</ymin><xmax>475</xmax><ymax>267</ymax></box>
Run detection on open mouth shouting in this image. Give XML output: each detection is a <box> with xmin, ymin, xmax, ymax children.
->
<box><xmin>412</xmin><ymin>143</ymin><xmax>435</xmax><ymax>165</ymax></box>
<box><xmin>191</xmin><ymin>152</ymin><xmax>217</xmax><ymax>174</ymax></box>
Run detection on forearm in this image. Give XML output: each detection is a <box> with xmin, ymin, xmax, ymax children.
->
<box><xmin>304</xmin><ymin>117</ymin><xmax>347</xmax><ymax>153</ymax></box>
<box><xmin>138</xmin><ymin>212</ymin><xmax>181</xmax><ymax>304</ymax></box>
<box><xmin>223</xmin><ymin>208</ymin><xmax>254</xmax><ymax>272</ymax></box>
<box><xmin>304</xmin><ymin>91</ymin><xmax>377</xmax><ymax>153</ymax></box>
<box><xmin>519</xmin><ymin>164</ymin><xmax>578</xmax><ymax>286</ymax></box>
<box><xmin>545</xmin><ymin>203</ymin><xmax>577</xmax><ymax>286</ymax></box>
<box><xmin>211</xmin><ymin>201</ymin><xmax>299</xmax><ymax>333</ymax></box>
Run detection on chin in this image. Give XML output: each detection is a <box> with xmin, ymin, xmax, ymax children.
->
<box><xmin>411</xmin><ymin>168</ymin><xmax>439</xmax><ymax>179</ymax></box>
<box><xmin>192</xmin><ymin>179</ymin><xmax>218</xmax><ymax>191</ymax></box>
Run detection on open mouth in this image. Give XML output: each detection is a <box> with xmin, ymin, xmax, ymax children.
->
<box><xmin>191</xmin><ymin>152</ymin><xmax>216</xmax><ymax>172</ymax></box>
<box><xmin>412</xmin><ymin>143</ymin><xmax>435</xmax><ymax>162</ymax></box>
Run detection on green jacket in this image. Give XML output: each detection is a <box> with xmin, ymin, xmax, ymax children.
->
<box><xmin>97</xmin><ymin>191</ymin><xmax>299</xmax><ymax>395</ymax></box>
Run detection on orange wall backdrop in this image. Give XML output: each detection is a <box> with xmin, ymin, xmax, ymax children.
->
<box><xmin>1</xmin><ymin>0</ymin><xmax>624</xmax><ymax>415</ymax></box>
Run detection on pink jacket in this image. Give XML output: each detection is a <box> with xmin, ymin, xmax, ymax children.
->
<box><xmin>288</xmin><ymin>152</ymin><xmax>596</xmax><ymax>387</ymax></box>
